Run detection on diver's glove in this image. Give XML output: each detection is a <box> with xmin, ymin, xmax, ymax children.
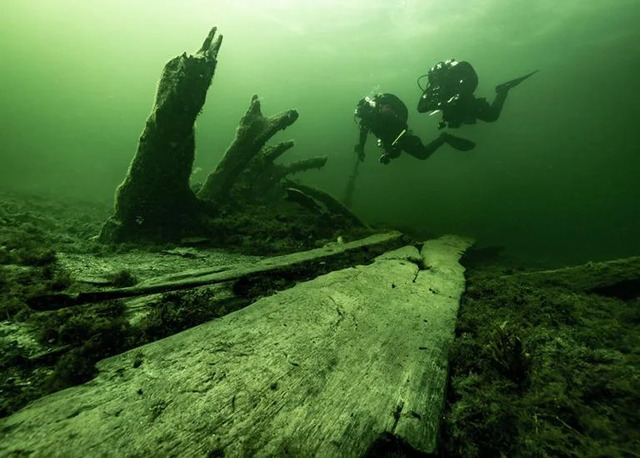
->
<box><xmin>354</xmin><ymin>144</ymin><xmax>365</xmax><ymax>162</ymax></box>
<box><xmin>379</xmin><ymin>154</ymin><xmax>391</xmax><ymax>165</ymax></box>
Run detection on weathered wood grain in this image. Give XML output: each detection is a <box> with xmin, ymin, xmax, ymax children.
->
<box><xmin>1</xmin><ymin>235</ymin><xmax>473</xmax><ymax>457</ymax></box>
<box><xmin>28</xmin><ymin>231</ymin><xmax>403</xmax><ymax>310</ymax></box>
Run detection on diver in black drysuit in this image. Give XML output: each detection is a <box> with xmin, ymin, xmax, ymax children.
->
<box><xmin>353</xmin><ymin>93</ymin><xmax>474</xmax><ymax>165</ymax></box>
<box><xmin>417</xmin><ymin>59</ymin><xmax>538</xmax><ymax>130</ymax></box>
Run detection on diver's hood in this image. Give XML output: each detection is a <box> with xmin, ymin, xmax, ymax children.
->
<box><xmin>417</xmin><ymin>87</ymin><xmax>441</xmax><ymax>113</ymax></box>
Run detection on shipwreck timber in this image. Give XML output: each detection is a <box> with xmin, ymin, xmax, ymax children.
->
<box><xmin>1</xmin><ymin>235</ymin><xmax>474</xmax><ymax>456</ymax></box>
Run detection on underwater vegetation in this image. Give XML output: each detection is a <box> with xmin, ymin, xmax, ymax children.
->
<box><xmin>204</xmin><ymin>198</ymin><xmax>372</xmax><ymax>256</ymax></box>
<box><xmin>442</xmin><ymin>264</ymin><xmax>640</xmax><ymax>457</ymax></box>
<box><xmin>0</xmin><ymin>193</ymin><xmax>114</xmax><ymax>415</ymax></box>
<box><xmin>35</xmin><ymin>301</ymin><xmax>132</xmax><ymax>389</ymax></box>
<box><xmin>139</xmin><ymin>287</ymin><xmax>239</xmax><ymax>341</ymax></box>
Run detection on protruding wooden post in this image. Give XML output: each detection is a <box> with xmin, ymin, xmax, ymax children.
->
<box><xmin>100</xmin><ymin>28</ymin><xmax>223</xmax><ymax>243</ymax></box>
<box><xmin>197</xmin><ymin>95</ymin><xmax>299</xmax><ymax>204</ymax></box>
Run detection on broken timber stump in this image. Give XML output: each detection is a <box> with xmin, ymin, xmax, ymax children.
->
<box><xmin>1</xmin><ymin>235</ymin><xmax>473</xmax><ymax>456</ymax></box>
<box><xmin>197</xmin><ymin>94</ymin><xmax>299</xmax><ymax>204</ymax></box>
<box><xmin>100</xmin><ymin>28</ymin><xmax>223</xmax><ymax>243</ymax></box>
<box><xmin>98</xmin><ymin>28</ymin><xmax>336</xmax><ymax>246</ymax></box>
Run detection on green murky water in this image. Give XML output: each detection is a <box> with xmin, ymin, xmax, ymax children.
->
<box><xmin>1</xmin><ymin>0</ymin><xmax>638</xmax><ymax>265</ymax></box>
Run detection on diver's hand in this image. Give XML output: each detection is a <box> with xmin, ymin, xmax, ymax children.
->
<box><xmin>354</xmin><ymin>144</ymin><xmax>365</xmax><ymax>162</ymax></box>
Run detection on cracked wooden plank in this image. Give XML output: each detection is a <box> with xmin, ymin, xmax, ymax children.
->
<box><xmin>1</xmin><ymin>235</ymin><xmax>473</xmax><ymax>456</ymax></box>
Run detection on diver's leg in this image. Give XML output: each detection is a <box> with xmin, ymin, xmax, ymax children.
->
<box><xmin>442</xmin><ymin>132</ymin><xmax>476</xmax><ymax>151</ymax></box>
<box><xmin>400</xmin><ymin>133</ymin><xmax>446</xmax><ymax>160</ymax></box>
<box><xmin>479</xmin><ymin>70</ymin><xmax>539</xmax><ymax>123</ymax></box>
<box><xmin>495</xmin><ymin>70</ymin><xmax>539</xmax><ymax>93</ymax></box>
<box><xmin>401</xmin><ymin>132</ymin><xmax>475</xmax><ymax>160</ymax></box>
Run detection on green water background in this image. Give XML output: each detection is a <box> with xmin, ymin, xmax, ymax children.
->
<box><xmin>1</xmin><ymin>0</ymin><xmax>638</xmax><ymax>266</ymax></box>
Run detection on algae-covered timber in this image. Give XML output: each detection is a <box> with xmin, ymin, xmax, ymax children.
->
<box><xmin>0</xmin><ymin>236</ymin><xmax>475</xmax><ymax>457</ymax></box>
<box><xmin>99</xmin><ymin>27</ymin><xmax>360</xmax><ymax>246</ymax></box>
<box><xmin>28</xmin><ymin>231</ymin><xmax>403</xmax><ymax>310</ymax></box>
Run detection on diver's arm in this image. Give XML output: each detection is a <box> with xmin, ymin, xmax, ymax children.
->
<box><xmin>354</xmin><ymin>124</ymin><xmax>368</xmax><ymax>161</ymax></box>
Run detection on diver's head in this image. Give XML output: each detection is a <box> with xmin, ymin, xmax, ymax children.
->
<box><xmin>417</xmin><ymin>60</ymin><xmax>455</xmax><ymax>113</ymax></box>
<box><xmin>420</xmin><ymin>58</ymin><xmax>477</xmax><ymax>111</ymax></box>
<box><xmin>355</xmin><ymin>96</ymin><xmax>377</xmax><ymax>120</ymax></box>
<box><xmin>433</xmin><ymin>59</ymin><xmax>478</xmax><ymax>96</ymax></box>
<box><xmin>428</xmin><ymin>59</ymin><xmax>457</xmax><ymax>86</ymax></box>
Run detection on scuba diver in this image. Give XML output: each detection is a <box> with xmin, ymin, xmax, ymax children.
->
<box><xmin>354</xmin><ymin>93</ymin><xmax>475</xmax><ymax>165</ymax></box>
<box><xmin>417</xmin><ymin>59</ymin><xmax>538</xmax><ymax>129</ymax></box>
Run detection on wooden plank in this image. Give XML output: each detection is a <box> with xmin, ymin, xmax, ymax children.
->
<box><xmin>1</xmin><ymin>235</ymin><xmax>473</xmax><ymax>456</ymax></box>
<box><xmin>502</xmin><ymin>256</ymin><xmax>640</xmax><ymax>293</ymax></box>
<box><xmin>27</xmin><ymin>231</ymin><xmax>403</xmax><ymax>310</ymax></box>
